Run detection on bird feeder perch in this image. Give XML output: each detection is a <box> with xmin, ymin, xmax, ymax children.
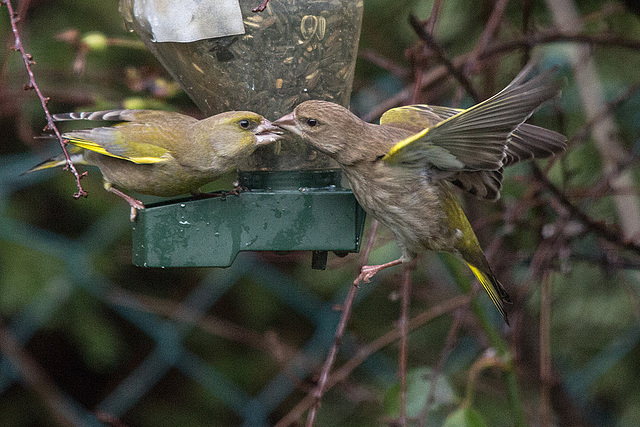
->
<box><xmin>119</xmin><ymin>0</ymin><xmax>365</xmax><ymax>268</ymax></box>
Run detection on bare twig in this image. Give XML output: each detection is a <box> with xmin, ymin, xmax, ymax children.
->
<box><xmin>305</xmin><ymin>284</ymin><xmax>359</xmax><ymax>427</ymax></box>
<box><xmin>418</xmin><ymin>314</ymin><xmax>462</xmax><ymax>426</ymax></box>
<box><xmin>485</xmin><ymin>31</ymin><xmax>640</xmax><ymax>57</ymax></box>
<box><xmin>276</xmin><ymin>295</ymin><xmax>471</xmax><ymax>427</ymax></box>
<box><xmin>463</xmin><ymin>349</ymin><xmax>509</xmax><ymax>408</ymax></box>
<box><xmin>532</xmin><ymin>165</ymin><xmax>640</xmax><ymax>255</ymax></box>
<box><xmin>106</xmin><ymin>287</ymin><xmax>299</xmax><ymax>363</ymax></box>
<box><xmin>540</xmin><ymin>271</ymin><xmax>553</xmax><ymax>427</ymax></box>
<box><xmin>398</xmin><ymin>264</ymin><xmax>413</xmax><ymax>426</ymax></box>
<box><xmin>2</xmin><ymin>0</ymin><xmax>87</xmax><ymax>198</ymax></box>
<box><xmin>568</xmin><ymin>78</ymin><xmax>640</xmax><ymax>147</ymax></box>
<box><xmin>360</xmin><ymin>220</ymin><xmax>380</xmax><ymax>269</ymax></box>
<box><xmin>409</xmin><ymin>14</ymin><xmax>481</xmax><ymax>102</ymax></box>
<box><xmin>410</xmin><ymin>0</ymin><xmax>441</xmax><ymax>103</ymax></box>
<box><xmin>463</xmin><ymin>0</ymin><xmax>510</xmax><ymax>76</ymax></box>
<box><xmin>359</xmin><ymin>49</ymin><xmax>410</xmax><ymax>78</ymax></box>
<box><xmin>95</xmin><ymin>412</ymin><xmax>130</xmax><ymax>427</ymax></box>
<box><xmin>305</xmin><ymin>220</ymin><xmax>381</xmax><ymax>425</ymax></box>
<box><xmin>424</xmin><ymin>0</ymin><xmax>440</xmax><ymax>35</ymax></box>
<box><xmin>363</xmin><ymin>28</ymin><xmax>640</xmax><ymax>122</ymax></box>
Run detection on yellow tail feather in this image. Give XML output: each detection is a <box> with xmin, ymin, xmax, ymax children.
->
<box><xmin>466</xmin><ymin>263</ymin><xmax>511</xmax><ymax>325</ymax></box>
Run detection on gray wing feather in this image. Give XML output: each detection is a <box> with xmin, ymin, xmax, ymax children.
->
<box><xmin>386</xmin><ymin>66</ymin><xmax>563</xmax><ymax>171</ymax></box>
<box><xmin>53</xmin><ymin>110</ymin><xmax>145</xmax><ymax>122</ymax></box>
<box><xmin>505</xmin><ymin>124</ymin><xmax>567</xmax><ymax>166</ymax></box>
<box><xmin>62</xmin><ymin>127</ymin><xmax>131</xmax><ymax>157</ymax></box>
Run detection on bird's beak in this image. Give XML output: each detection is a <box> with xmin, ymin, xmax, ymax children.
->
<box><xmin>272</xmin><ymin>112</ymin><xmax>302</xmax><ymax>136</ymax></box>
<box><xmin>253</xmin><ymin>119</ymin><xmax>284</xmax><ymax>146</ymax></box>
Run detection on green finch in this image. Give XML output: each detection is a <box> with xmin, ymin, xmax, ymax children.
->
<box><xmin>27</xmin><ymin>109</ymin><xmax>282</xmax><ymax>220</ymax></box>
<box><xmin>274</xmin><ymin>67</ymin><xmax>566</xmax><ymax>324</ymax></box>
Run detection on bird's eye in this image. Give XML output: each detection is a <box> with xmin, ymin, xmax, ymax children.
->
<box><xmin>306</xmin><ymin>118</ymin><xmax>318</xmax><ymax>127</ymax></box>
<box><xmin>239</xmin><ymin>119</ymin><xmax>250</xmax><ymax>129</ymax></box>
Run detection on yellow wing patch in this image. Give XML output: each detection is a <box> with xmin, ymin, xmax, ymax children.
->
<box><xmin>381</xmin><ymin>127</ymin><xmax>431</xmax><ymax>161</ymax></box>
<box><xmin>68</xmin><ymin>138</ymin><xmax>169</xmax><ymax>164</ymax></box>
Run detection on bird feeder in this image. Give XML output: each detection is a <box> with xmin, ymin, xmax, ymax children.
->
<box><xmin>119</xmin><ymin>0</ymin><xmax>365</xmax><ymax>268</ymax></box>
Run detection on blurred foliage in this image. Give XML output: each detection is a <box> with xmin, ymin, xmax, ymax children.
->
<box><xmin>2</xmin><ymin>0</ymin><xmax>640</xmax><ymax>426</ymax></box>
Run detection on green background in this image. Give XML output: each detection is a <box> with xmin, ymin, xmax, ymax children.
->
<box><xmin>2</xmin><ymin>0</ymin><xmax>640</xmax><ymax>425</ymax></box>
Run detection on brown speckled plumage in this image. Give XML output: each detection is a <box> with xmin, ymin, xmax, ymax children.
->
<box><xmin>274</xmin><ymin>68</ymin><xmax>566</xmax><ymax>324</ymax></box>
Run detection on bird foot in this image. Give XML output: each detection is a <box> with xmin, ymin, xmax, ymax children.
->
<box><xmin>105</xmin><ymin>185</ymin><xmax>144</xmax><ymax>222</ymax></box>
<box><xmin>353</xmin><ymin>265</ymin><xmax>382</xmax><ymax>285</ymax></box>
<box><xmin>128</xmin><ymin>199</ymin><xmax>145</xmax><ymax>222</ymax></box>
<box><xmin>194</xmin><ymin>186</ymin><xmax>246</xmax><ymax>200</ymax></box>
<box><xmin>353</xmin><ymin>258</ymin><xmax>404</xmax><ymax>285</ymax></box>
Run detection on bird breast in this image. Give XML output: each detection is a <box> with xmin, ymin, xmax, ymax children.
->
<box><xmin>342</xmin><ymin>161</ymin><xmax>458</xmax><ymax>258</ymax></box>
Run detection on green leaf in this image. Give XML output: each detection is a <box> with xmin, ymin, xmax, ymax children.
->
<box><xmin>443</xmin><ymin>407</ymin><xmax>488</xmax><ymax>427</ymax></box>
<box><xmin>384</xmin><ymin>366</ymin><xmax>457</xmax><ymax>418</ymax></box>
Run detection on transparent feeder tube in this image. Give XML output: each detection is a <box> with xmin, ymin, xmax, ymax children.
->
<box><xmin>120</xmin><ymin>0</ymin><xmax>363</xmax><ymax>174</ymax></box>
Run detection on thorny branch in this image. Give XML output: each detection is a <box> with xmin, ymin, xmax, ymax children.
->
<box><xmin>2</xmin><ymin>0</ymin><xmax>87</xmax><ymax>199</ymax></box>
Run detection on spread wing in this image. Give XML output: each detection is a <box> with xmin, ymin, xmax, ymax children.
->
<box><xmin>381</xmin><ymin>66</ymin><xmax>563</xmax><ymax>171</ymax></box>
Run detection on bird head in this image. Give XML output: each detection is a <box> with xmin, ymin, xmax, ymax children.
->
<box><xmin>273</xmin><ymin>100</ymin><xmax>366</xmax><ymax>158</ymax></box>
<box><xmin>195</xmin><ymin>111</ymin><xmax>283</xmax><ymax>160</ymax></box>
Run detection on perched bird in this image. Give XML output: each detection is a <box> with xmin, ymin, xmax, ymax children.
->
<box><xmin>27</xmin><ymin>109</ymin><xmax>282</xmax><ymax>220</ymax></box>
<box><xmin>274</xmin><ymin>67</ymin><xmax>566</xmax><ymax>324</ymax></box>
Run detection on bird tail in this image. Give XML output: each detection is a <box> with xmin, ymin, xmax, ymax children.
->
<box><xmin>23</xmin><ymin>149</ymin><xmax>86</xmax><ymax>174</ymax></box>
<box><xmin>465</xmin><ymin>262</ymin><xmax>511</xmax><ymax>325</ymax></box>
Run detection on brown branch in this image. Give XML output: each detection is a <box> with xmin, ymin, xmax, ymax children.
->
<box><xmin>569</xmin><ymin>253</ymin><xmax>640</xmax><ymax>270</ymax></box>
<box><xmin>410</xmin><ymin>0</ymin><xmax>441</xmax><ymax>103</ymax></box>
<box><xmin>409</xmin><ymin>14</ymin><xmax>481</xmax><ymax>102</ymax></box>
<box><xmin>425</xmin><ymin>0</ymin><xmax>441</xmax><ymax>35</ymax></box>
<box><xmin>359</xmin><ymin>49</ymin><xmax>410</xmax><ymax>78</ymax></box>
<box><xmin>398</xmin><ymin>264</ymin><xmax>413</xmax><ymax>426</ymax></box>
<box><xmin>463</xmin><ymin>350</ymin><xmax>509</xmax><ymax>407</ymax></box>
<box><xmin>305</xmin><ymin>220</ymin><xmax>381</xmax><ymax>425</ymax></box>
<box><xmin>417</xmin><ymin>313</ymin><xmax>462</xmax><ymax>426</ymax></box>
<box><xmin>540</xmin><ymin>271</ymin><xmax>553</xmax><ymax>427</ymax></box>
<box><xmin>463</xmin><ymin>0</ymin><xmax>510</xmax><ymax>76</ymax></box>
<box><xmin>106</xmin><ymin>287</ymin><xmax>300</xmax><ymax>364</ymax></box>
<box><xmin>363</xmin><ymin>30</ymin><xmax>640</xmax><ymax>122</ymax></box>
<box><xmin>2</xmin><ymin>0</ymin><xmax>87</xmax><ymax>199</ymax></box>
<box><xmin>276</xmin><ymin>294</ymin><xmax>471</xmax><ymax>427</ymax></box>
<box><xmin>483</xmin><ymin>31</ymin><xmax>640</xmax><ymax>58</ymax></box>
<box><xmin>568</xmin><ymin>78</ymin><xmax>640</xmax><ymax>147</ymax></box>
<box><xmin>305</xmin><ymin>283</ymin><xmax>359</xmax><ymax>427</ymax></box>
<box><xmin>95</xmin><ymin>412</ymin><xmax>130</xmax><ymax>427</ymax></box>
<box><xmin>531</xmin><ymin>165</ymin><xmax>640</xmax><ymax>254</ymax></box>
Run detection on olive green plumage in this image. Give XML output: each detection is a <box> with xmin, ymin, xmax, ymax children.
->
<box><xmin>27</xmin><ymin>109</ymin><xmax>282</xmax><ymax>219</ymax></box>
<box><xmin>274</xmin><ymin>67</ymin><xmax>566</xmax><ymax>324</ymax></box>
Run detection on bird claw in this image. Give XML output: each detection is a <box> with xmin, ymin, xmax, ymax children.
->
<box><xmin>129</xmin><ymin>207</ymin><xmax>138</xmax><ymax>222</ymax></box>
<box><xmin>194</xmin><ymin>187</ymin><xmax>245</xmax><ymax>199</ymax></box>
<box><xmin>353</xmin><ymin>259</ymin><xmax>405</xmax><ymax>285</ymax></box>
<box><xmin>128</xmin><ymin>200</ymin><xmax>144</xmax><ymax>222</ymax></box>
<box><xmin>353</xmin><ymin>265</ymin><xmax>380</xmax><ymax>285</ymax></box>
